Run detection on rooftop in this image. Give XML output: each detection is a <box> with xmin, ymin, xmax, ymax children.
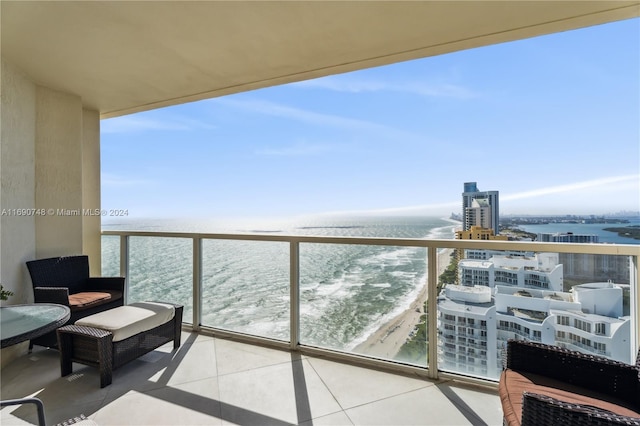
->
<box><xmin>1</xmin><ymin>331</ymin><xmax>501</xmax><ymax>426</ymax></box>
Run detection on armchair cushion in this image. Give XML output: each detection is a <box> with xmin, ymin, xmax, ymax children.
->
<box><xmin>500</xmin><ymin>368</ymin><xmax>640</xmax><ymax>426</ymax></box>
<box><xmin>68</xmin><ymin>291</ymin><xmax>113</xmax><ymax>310</ymax></box>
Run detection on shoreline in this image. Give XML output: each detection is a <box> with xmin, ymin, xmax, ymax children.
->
<box><xmin>353</xmin><ymin>248</ymin><xmax>453</xmax><ymax>359</ymax></box>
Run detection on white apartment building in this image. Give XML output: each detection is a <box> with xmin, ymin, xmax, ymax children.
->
<box><xmin>437</xmin><ymin>285</ymin><xmax>497</xmax><ymax>378</ymax></box>
<box><xmin>438</xmin><ymin>256</ymin><xmax>632</xmax><ymax>379</ymax></box>
<box><xmin>553</xmin><ymin>283</ymin><xmax>631</xmax><ymax>362</ymax></box>
<box><xmin>537</xmin><ymin>232</ymin><xmax>599</xmax><ymax>243</ymax></box>
<box><xmin>464</xmin><ymin>249</ymin><xmax>533</xmax><ymax>260</ymax></box>
<box><xmin>458</xmin><ymin>252</ymin><xmax>564</xmax><ymax>291</ymax></box>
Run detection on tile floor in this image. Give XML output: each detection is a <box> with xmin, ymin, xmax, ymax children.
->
<box><xmin>1</xmin><ymin>331</ymin><xmax>502</xmax><ymax>425</ymax></box>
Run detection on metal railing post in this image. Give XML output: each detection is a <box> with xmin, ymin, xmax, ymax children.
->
<box><xmin>193</xmin><ymin>237</ymin><xmax>202</xmax><ymax>332</ymax></box>
<box><xmin>119</xmin><ymin>235</ymin><xmax>130</xmax><ymax>304</ymax></box>
<box><xmin>631</xmin><ymin>254</ymin><xmax>639</xmax><ymax>361</ymax></box>
<box><xmin>427</xmin><ymin>246</ymin><xmax>439</xmax><ymax>379</ymax></box>
<box><xmin>290</xmin><ymin>240</ymin><xmax>300</xmax><ymax>350</ymax></box>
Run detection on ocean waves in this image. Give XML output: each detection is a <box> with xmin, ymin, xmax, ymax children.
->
<box><xmin>102</xmin><ymin>216</ymin><xmax>457</xmax><ymax>350</ymax></box>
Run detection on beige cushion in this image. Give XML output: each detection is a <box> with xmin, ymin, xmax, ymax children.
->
<box><xmin>75</xmin><ymin>302</ymin><xmax>175</xmax><ymax>342</ymax></box>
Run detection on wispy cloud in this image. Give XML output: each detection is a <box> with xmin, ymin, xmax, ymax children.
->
<box><xmin>294</xmin><ymin>76</ymin><xmax>478</xmax><ymax>99</ymax></box>
<box><xmin>255</xmin><ymin>142</ymin><xmax>338</xmax><ymax>157</ymax></box>
<box><xmin>318</xmin><ymin>201</ymin><xmax>460</xmax><ymax>217</ymax></box>
<box><xmin>501</xmin><ymin>175</ymin><xmax>640</xmax><ymax>201</ymax></box>
<box><xmin>316</xmin><ymin>174</ymin><xmax>640</xmax><ymax>217</ymax></box>
<box><xmin>101</xmin><ymin>115</ymin><xmax>215</xmax><ymax>134</ymax></box>
<box><xmin>212</xmin><ymin>98</ymin><xmax>392</xmax><ymax>132</ymax></box>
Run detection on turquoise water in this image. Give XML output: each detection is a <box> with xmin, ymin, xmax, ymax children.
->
<box><xmin>102</xmin><ymin>216</ymin><xmax>457</xmax><ymax>353</ymax></box>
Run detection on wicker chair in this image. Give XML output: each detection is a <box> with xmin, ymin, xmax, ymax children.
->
<box><xmin>26</xmin><ymin>255</ymin><xmax>125</xmax><ymax>348</ymax></box>
<box><xmin>500</xmin><ymin>340</ymin><xmax>640</xmax><ymax>426</ymax></box>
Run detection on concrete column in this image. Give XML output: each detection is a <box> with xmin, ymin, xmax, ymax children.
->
<box><xmin>82</xmin><ymin>108</ymin><xmax>102</xmax><ymax>274</ymax></box>
<box><xmin>34</xmin><ymin>89</ymin><xmax>102</xmax><ymax>272</ymax></box>
<box><xmin>34</xmin><ymin>87</ymin><xmax>84</xmax><ymax>259</ymax></box>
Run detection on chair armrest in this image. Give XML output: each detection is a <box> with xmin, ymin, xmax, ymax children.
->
<box><xmin>33</xmin><ymin>287</ymin><xmax>70</xmax><ymax>305</ymax></box>
<box><xmin>521</xmin><ymin>392</ymin><xmax>640</xmax><ymax>426</ymax></box>
<box><xmin>86</xmin><ymin>277</ymin><xmax>125</xmax><ymax>292</ymax></box>
<box><xmin>506</xmin><ymin>340</ymin><xmax>639</xmax><ymax>407</ymax></box>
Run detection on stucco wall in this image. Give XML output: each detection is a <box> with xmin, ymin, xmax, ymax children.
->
<box><xmin>1</xmin><ymin>58</ymin><xmax>102</xmax><ymax>368</ymax></box>
<box><xmin>0</xmin><ymin>58</ymin><xmax>37</xmax><ymax>368</ymax></box>
<box><xmin>1</xmin><ymin>58</ymin><xmax>37</xmax><ymax>304</ymax></box>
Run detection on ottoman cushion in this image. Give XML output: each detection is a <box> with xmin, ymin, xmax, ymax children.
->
<box><xmin>75</xmin><ymin>302</ymin><xmax>175</xmax><ymax>342</ymax></box>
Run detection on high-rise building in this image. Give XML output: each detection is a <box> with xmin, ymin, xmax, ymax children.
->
<box><xmin>462</xmin><ymin>182</ymin><xmax>499</xmax><ymax>234</ymax></box>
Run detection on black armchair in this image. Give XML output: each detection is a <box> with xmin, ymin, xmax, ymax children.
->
<box><xmin>500</xmin><ymin>340</ymin><xmax>640</xmax><ymax>426</ymax></box>
<box><xmin>26</xmin><ymin>255</ymin><xmax>125</xmax><ymax>348</ymax></box>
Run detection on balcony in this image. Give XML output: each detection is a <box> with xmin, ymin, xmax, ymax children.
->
<box><xmin>1</xmin><ymin>332</ymin><xmax>501</xmax><ymax>425</ymax></box>
<box><xmin>2</xmin><ymin>230</ymin><xmax>637</xmax><ymax>424</ymax></box>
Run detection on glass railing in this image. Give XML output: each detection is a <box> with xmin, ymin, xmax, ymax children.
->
<box><xmin>102</xmin><ymin>230</ymin><xmax>639</xmax><ymax>382</ymax></box>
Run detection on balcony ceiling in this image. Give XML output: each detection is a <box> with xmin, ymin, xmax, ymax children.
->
<box><xmin>2</xmin><ymin>1</ymin><xmax>638</xmax><ymax>118</ymax></box>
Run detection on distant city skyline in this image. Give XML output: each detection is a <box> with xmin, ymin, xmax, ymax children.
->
<box><xmin>101</xmin><ymin>18</ymin><xmax>640</xmax><ymax>221</ymax></box>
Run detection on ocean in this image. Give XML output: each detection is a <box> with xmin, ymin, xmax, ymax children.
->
<box><xmin>101</xmin><ymin>216</ymin><xmax>457</xmax><ymax>356</ymax></box>
<box><xmin>101</xmin><ymin>215</ymin><xmax>638</xmax><ymax>359</ymax></box>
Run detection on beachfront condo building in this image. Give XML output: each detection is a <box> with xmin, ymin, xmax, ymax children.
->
<box><xmin>561</xmin><ymin>253</ymin><xmax>631</xmax><ymax>285</ymax></box>
<box><xmin>437</xmin><ymin>285</ymin><xmax>497</xmax><ymax>377</ymax></box>
<box><xmin>438</xmin><ymin>255</ymin><xmax>632</xmax><ymax>379</ymax></box>
<box><xmin>537</xmin><ymin>232</ymin><xmax>600</xmax><ymax>243</ymax></box>
<box><xmin>457</xmin><ymin>252</ymin><xmax>564</xmax><ymax>291</ymax></box>
<box><xmin>461</xmin><ymin>182</ymin><xmax>500</xmax><ymax>235</ymax></box>
<box><xmin>454</xmin><ymin>226</ymin><xmax>509</xmax><ymax>264</ymax></box>
<box><xmin>534</xmin><ymin>233</ymin><xmax>630</xmax><ymax>286</ymax></box>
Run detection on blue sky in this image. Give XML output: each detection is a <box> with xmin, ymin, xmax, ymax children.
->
<box><xmin>101</xmin><ymin>18</ymin><xmax>640</xmax><ymax>221</ymax></box>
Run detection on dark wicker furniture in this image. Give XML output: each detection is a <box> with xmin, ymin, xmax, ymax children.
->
<box><xmin>56</xmin><ymin>303</ymin><xmax>183</xmax><ymax>387</ymax></box>
<box><xmin>27</xmin><ymin>255</ymin><xmax>125</xmax><ymax>348</ymax></box>
<box><xmin>500</xmin><ymin>340</ymin><xmax>640</xmax><ymax>426</ymax></box>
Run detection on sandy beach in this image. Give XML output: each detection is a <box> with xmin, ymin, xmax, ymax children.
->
<box><xmin>353</xmin><ymin>248</ymin><xmax>453</xmax><ymax>359</ymax></box>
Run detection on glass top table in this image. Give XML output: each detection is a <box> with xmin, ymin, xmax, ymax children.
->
<box><xmin>1</xmin><ymin>303</ymin><xmax>70</xmax><ymax>349</ymax></box>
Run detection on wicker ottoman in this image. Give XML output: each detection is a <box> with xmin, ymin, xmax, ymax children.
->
<box><xmin>56</xmin><ymin>302</ymin><xmax>183</xmax><ymax>387</ymax></box>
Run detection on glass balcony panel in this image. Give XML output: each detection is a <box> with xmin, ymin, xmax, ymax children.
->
<box><xmin>200</xmin><ymin>240</ymin><xmax>289</xmax><ymax>341</ymax></box>
<box><xmin>299</xmin><ymin>243</ymin><xmax>429</xmax><ymax>367</ymax></box>
<box><xmin>101</xmin><ymin>230</ymin><xmax>637</xmax><ymax>384</ymax></box>
<box><xmin>127</xmin><ymin>236</ymin><xmax>194</xmax><ymax>322</ymax></box>
<box><xmin>101</xmin><ymin>235</ymin><xmax>120</xmax><ymax>277</ymax></box>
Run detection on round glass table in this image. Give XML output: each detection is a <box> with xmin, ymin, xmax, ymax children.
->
<box><xmin>1</xmin><ymin>303</ymin><xmax>70</xmax><ymax>426</ymax></box>
<box><xmin>1</xmin><ymin>303</ymin><xmax>71</xmax><ymax>348</ymax></box>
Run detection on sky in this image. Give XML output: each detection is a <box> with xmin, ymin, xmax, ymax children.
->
<box><xmin>101</xmin><ymin>18</ymin><xmax>640</xmax><ymax>222</ymax></box>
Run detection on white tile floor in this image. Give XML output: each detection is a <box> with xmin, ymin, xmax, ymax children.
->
<box><xmin>1</xmin><ymin>332</ymin><xmax>502</xmax><ymax>425</ymax></box>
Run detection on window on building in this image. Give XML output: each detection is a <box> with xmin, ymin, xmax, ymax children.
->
<box><xmin>595</xmin><ymin>322</ymin><xmax>606</xmax><ymax>335</ymax></box>
<box><xmin>557</xmin><ymin>316</ymin><xmax>570</xmax><ymax>326</ymax></box>
<box><xmin>574</xmin><ymin>319</ymin><xmax>591</xmax><ymax>333</ymax></box>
